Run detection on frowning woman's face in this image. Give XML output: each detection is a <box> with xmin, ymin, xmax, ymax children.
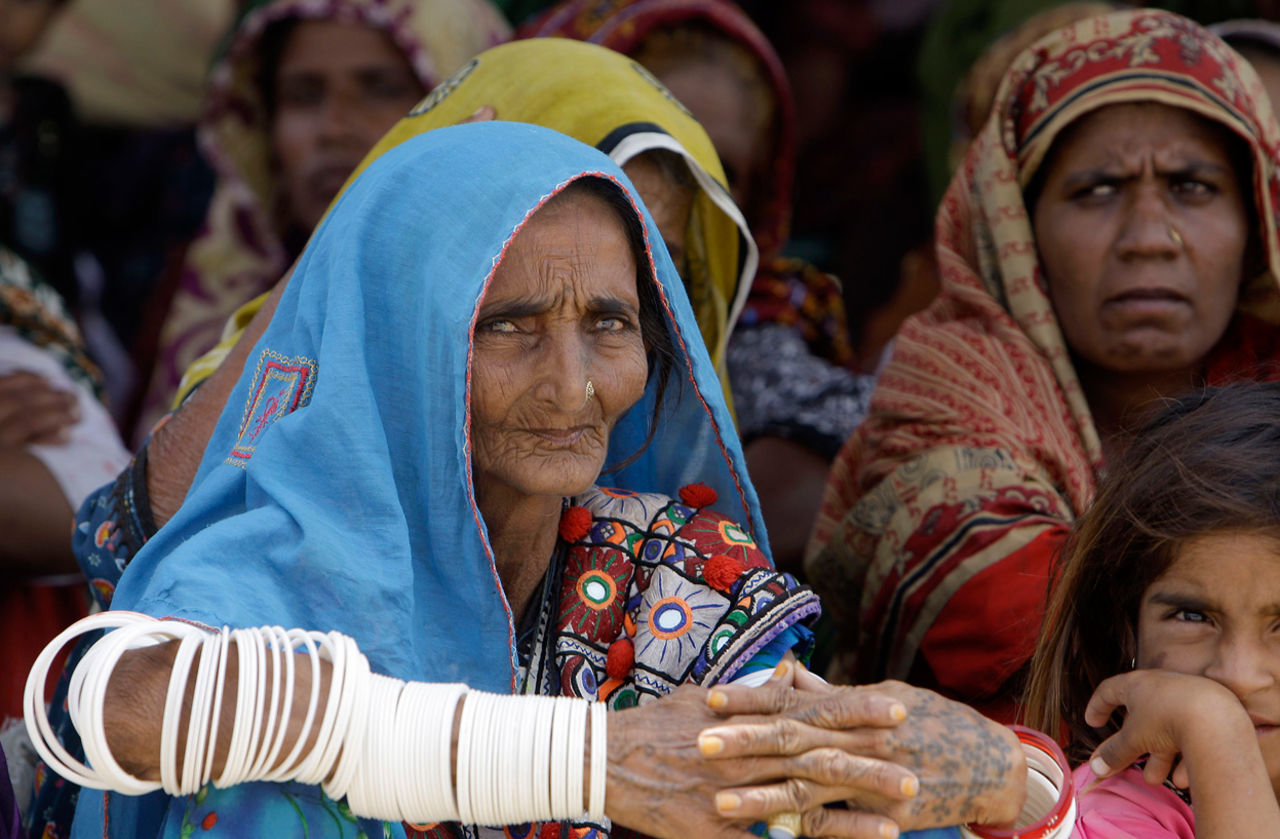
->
<box><xmin>1032</xmin><ymin>103</ymin><xmax>1253</xmax><ymax>378</ymax></box>
<box><xmin>470</xmin><ymin>187</ymin><xmax>649</xmax><ymax>504</ymax></box>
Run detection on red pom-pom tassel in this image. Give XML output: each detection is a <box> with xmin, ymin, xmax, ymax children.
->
<box><xmin>703</xmin><ymin>554</ymin><xmax>747</xmax><ymax>593</ymax></box>
<box><xmin>606</xmin><ymin>637</ymin><xmax>635</xmax><ymax>679</ymax></box>
<box><xmin>678</xmin><ymin>482</ymin><xmax>718</xmax><ymax>508</ymax></box>
<box><xmin>558</xmin><ymin>506</ymin><xmax>593</xmax><ymax>542</ymax></box>
<box><xmin>540</xmin><ymin>823</ymin><xmax>561</xmax><ymax>839</ymax></box>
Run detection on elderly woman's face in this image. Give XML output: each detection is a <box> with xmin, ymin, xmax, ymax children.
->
<box><xmin>1032</xmin><ymin>103</ymin><xmax>1251</xmax><ymax>377</ymax></box>
<box><xmin>471</xmin><ymin>189</ymin><xmax>649</xmax><ymax>502</ymax></box>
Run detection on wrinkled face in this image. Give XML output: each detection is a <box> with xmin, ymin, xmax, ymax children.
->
<box><xmin>1137</xmin><ymin>531</ymin><xmax>1280</xmax><ymax>795</ymax></box>
<box><xmin>1032</xmin><ymin>103</ymin><xmax>1252</xmax><ymax>378</ymax></box>
<box><xmin>270</xmin><ymin>20</ymin><xmax>424</xmax><ymax>233</ymax></box>
<box><xmin>622</xmin><ymin>154</ymin><xmax>694</xmax><ymax>277</ymax></box>
<box><xmin>651</xmin><ymin>59</ymin><xmax>771</xmax><ymax>213</ymax></box>
<box><xmin>471</xmin><ymin>188</ymin><xmax>649</xmax><ymax>502</ymax></box>
<box><xmin>0</xmin><ymin>0</ymin><xmax>60</xmax><ymax>71</ymax></box>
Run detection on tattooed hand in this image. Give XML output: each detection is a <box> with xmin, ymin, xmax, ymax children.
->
<box><xmin>605</xmin><ymin>682</ymin><xmax>917</xmax><ymax>839</ymax></box>
<box><xmin>700</xmin><ymin>674</ymin><xmax>1026</xmax><ymax>831</ymax></box>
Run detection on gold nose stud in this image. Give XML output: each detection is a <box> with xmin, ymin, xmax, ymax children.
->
<box><xmin>1168</xmin><ymin>225</ymin><xmax>1184</xmax><ymax>249</ymax></box>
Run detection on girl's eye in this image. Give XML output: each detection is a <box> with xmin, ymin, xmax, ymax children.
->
<box><xmin>1171</xmin><ymin>609</ymin><xmax>1209</xmax><ymax>624</ymax></box>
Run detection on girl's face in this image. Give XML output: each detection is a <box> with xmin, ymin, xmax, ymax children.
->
<box><xmin>1137</xmin><ymin>531</ymin><xmax>1280</xmax><ymax>793</ymax></box>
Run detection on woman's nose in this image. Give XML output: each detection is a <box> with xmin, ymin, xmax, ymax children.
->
<box><xmin>533</xmin><ymin>330</ymin><xmax>590</xmax><ymax>412</ymax></box>
<box><xmin>1115</xmin><ymin>184</ymin><xmax>1181</xmax><ymax>260</ymax></box>
<box><xmin>1204</xmin><ymin>634</ymin><xmax>1277</xmax><ymax>700</ymax></box>
<box><xmin>317</xmin><ymin>92</ymin><xmax>361</xmax><ymax>144</ymax></box>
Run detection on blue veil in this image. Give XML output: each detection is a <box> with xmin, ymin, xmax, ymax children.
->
<box><xmin>83</xmin><ymin>123</ymin><xmax>768</xmax><ymax>837</ymax></box>
<box><xmin>113</xmin><ymin>120</ymin><xmax>766</xmax><ymax>685</ymax></box>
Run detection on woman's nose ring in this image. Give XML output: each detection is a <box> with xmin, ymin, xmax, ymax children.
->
<box><xmin>1168</xmin><ymin>224</ymin><xmax>1184</xmax><ymax>249</ymax></box>
<box><xmin>584</xmin><ymin>380</ymin><xmax>595</xmax><ymax>404</ymax></box>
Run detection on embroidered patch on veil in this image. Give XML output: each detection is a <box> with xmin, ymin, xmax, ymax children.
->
<box><xmin>226</xmin><ymin>349</ymin><xmax>317</xmax><ymax>468</ymax></box>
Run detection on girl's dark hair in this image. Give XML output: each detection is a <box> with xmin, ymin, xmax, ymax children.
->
<box><xmin>1024</xmin><ymin>382</ymin><xmax>1280</xmax><ymax>762</ymax></box>
<box><xmin>553</xmin><ymin>176</ymin><xmax>680</xmax><ymax>471</ymax></box>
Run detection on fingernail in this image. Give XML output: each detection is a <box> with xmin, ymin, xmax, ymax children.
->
<box><xmin>880</xmin><ymin>822</ymin><xmax>899</xmax><ymax>839</ymax></box>
<box><xmin>714</xmin><ymin>792</ymin><xmax>741</xmax><ymax>813</ymax></box>
<box><xmin>707</xmin><ymin>690</ymin><xmax>728</xmax><ymax>709</ymax></box>
<box><xmin>889</xmin><ymin>702</ymin><xmax>907</xmax><ymax>722</ymax></box>
<box><xmin>698</xmin><ymin>733</ymin><xmax>724</xmax><ymax>756</ymax></box>
<box><xmin>900</xmin><ymin>775</ymin><xmax>918</xmax><ymax>797</ymax></box>
<box><xmin>1090</xmin><ymin>755</ymin><xmax>1112</xmax><ymax>778</ymax></box>
<box><xmin>770</xmin><ymin>661</ymin><xmax>791</xmax><ymax>681</ymax></box>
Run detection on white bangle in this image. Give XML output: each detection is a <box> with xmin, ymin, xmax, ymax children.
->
<box><xmin>588</xmin><ymin>701</ymin><xmax>607</xmax><ymax>821</ymax></box>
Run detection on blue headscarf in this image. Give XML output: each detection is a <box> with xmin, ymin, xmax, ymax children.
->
<box><xmin>115</xmin><ymin>119</ymin><xmax>765</xmax><ymax>683</ymax></box>
<box><xmin>80</xmin><ymin>121</ymin><xmax>768</xmax><ymax>839</ymax></box>
<box><xmin>82</xmin><ymin>124</ymin><xmax>768</xmax><ymax>839</ymax></box>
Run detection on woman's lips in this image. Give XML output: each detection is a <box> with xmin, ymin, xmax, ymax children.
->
<box><xmin>525</xmin><ymin>426</ymin><xmax>589</xmax><ymax>447</ymax></box>
<box><xmin>1103</xmin><ymin>287</ymin><xmax>1190</xmax><ymax>316</ymax></box>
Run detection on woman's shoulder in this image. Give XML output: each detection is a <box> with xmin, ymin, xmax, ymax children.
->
<box><xmin>1071</xmin><ymin>763</ymin><xmax>1195</xmax><ymax>839</ymax></box>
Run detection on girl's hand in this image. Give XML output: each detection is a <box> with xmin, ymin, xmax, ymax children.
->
<box><xmin>605</xmin><ymin>683</ymin><xmax>916</xmax><ymax>839</ymax></box>
<box><xmin>697</xmin><ymin>678</ymin><xmax>1026</xmax><ymax>831</ymax></box>
<box><xmin>1085</xmin><ymin>669</ymin><xmax>1252</xmax><ymax>788</ymax></box>
<box><xmin>1085</xmin><ymin>669</ymin><xmax>1280</xmax><ymax>838</ymax></box>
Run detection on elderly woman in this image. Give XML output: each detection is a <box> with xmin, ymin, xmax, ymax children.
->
<box><xmin>28</xmin><ymin>124</ymin><xmax>1028</xmax><ymax>839</ymax></box>
<box><xmin>72</xmin><ymin>38</ymin><xmax>757</xmax><ymax>597</ymax></box>
<box><xmin>135</xmin><ymin>0</ymin><xmax>509</xmax><ymax>437</ymax></box>
<box><xmin>806</xmin><ymin>9</ymin><xmax>1280</xmax><ymax>721</ymax></box>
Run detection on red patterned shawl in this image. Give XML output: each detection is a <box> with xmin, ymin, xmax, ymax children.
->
<box><xmin>805</xmin><ymin>9</ymin><xmax>1280</xmax><ymax>706</ymax></box>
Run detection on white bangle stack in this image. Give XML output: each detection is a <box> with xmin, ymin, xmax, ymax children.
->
<box><xmin>25</xmin><ymin>613</ymin><xmax>608</xmax><ymax>827</ymax></box>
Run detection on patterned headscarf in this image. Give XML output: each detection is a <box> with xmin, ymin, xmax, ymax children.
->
<box><xmin>137</xmin><ymin>0</ymin><xmax>509</xmax><ymax>436</ymax></box>
<box><xmin>806</xmin><ymin>9</ymin><xmax>1280</xmax><ymax>688</ymax></box>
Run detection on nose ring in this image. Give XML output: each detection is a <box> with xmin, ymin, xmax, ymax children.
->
<box><xmin>1168</xmin><ymin>224</ymin><xmax>1184</xmax><ymax>249</ymax></box>
<box><xmin>584</xmin><ymin>380</ymin><xmax>595</xmax><ymax>403</ymax></box>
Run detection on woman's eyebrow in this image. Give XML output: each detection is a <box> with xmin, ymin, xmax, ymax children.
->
<box><xmin>477</xmin><ymin>297</ymin><xmax>550</xmax><ymax>319</ymax></box>
<box><xmin>588</xmin><ymin>295</ymin><xmax>639</xmax><ymax>315</ymax></box>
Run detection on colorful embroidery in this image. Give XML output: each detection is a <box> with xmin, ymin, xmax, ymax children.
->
<box><xmin>226</xmin><ymin>349</ymin><xmax>318</xmax><ymax>468</ymax></box>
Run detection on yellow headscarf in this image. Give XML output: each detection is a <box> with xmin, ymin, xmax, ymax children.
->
<box><xmin>175</xmin><ymin>37</ymin><xmax>753</xmax><ymax>409</ymax></box>
<box><xmin>351</xmin><ymin>38</ymin><xmax>755</xmax><ymax>378</ymax></box>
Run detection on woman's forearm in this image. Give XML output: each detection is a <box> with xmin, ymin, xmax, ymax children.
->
<box><xmin>148</xmin><ymin>280</ymin><xmax>287</xmax><ymax>526</ymax></box>
<box><xmin>0</xmin><ymin>448</ymin><xmax>74</xmax><ymax>574</ymax></box>
<box><xmin>103</xmin><ymin>638</ymin><xmax>332</xmax><ymax>781</ymax></box>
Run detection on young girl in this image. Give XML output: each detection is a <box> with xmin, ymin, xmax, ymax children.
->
<box><xmin>1024</xmin><ymin>382</ymin><xmax>1280</xmax><ymax>836</ymax></box>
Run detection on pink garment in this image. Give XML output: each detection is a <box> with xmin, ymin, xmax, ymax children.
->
<box><xmin>1072</xmin><ymin>764</ymin><xmax>1194</xmax><ymax>839</ymax></box>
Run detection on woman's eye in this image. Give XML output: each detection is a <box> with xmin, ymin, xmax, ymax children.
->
<box><xmin>277</xmin><ymin>79</ymin><xmax>324</xmax><ymax>108</ymax></box>
<box><xmin>481</xmin><ymin>319</ymin><xmax>518</xmax><ymax>333</ymax></box>
<box><xmin>594</xmin><ymin>315</ymin><xmax>631</xmax><ymax>332</ymax></box>
<box><xmin>1172</xmin><ymin>179</ymin><xmax>1215</xmax><ymax>199</ymax></box>
<box><xmin>1072</xmin><ymin>182</ymin><xmax>1117</xmax><ymax>202</ymax></box>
